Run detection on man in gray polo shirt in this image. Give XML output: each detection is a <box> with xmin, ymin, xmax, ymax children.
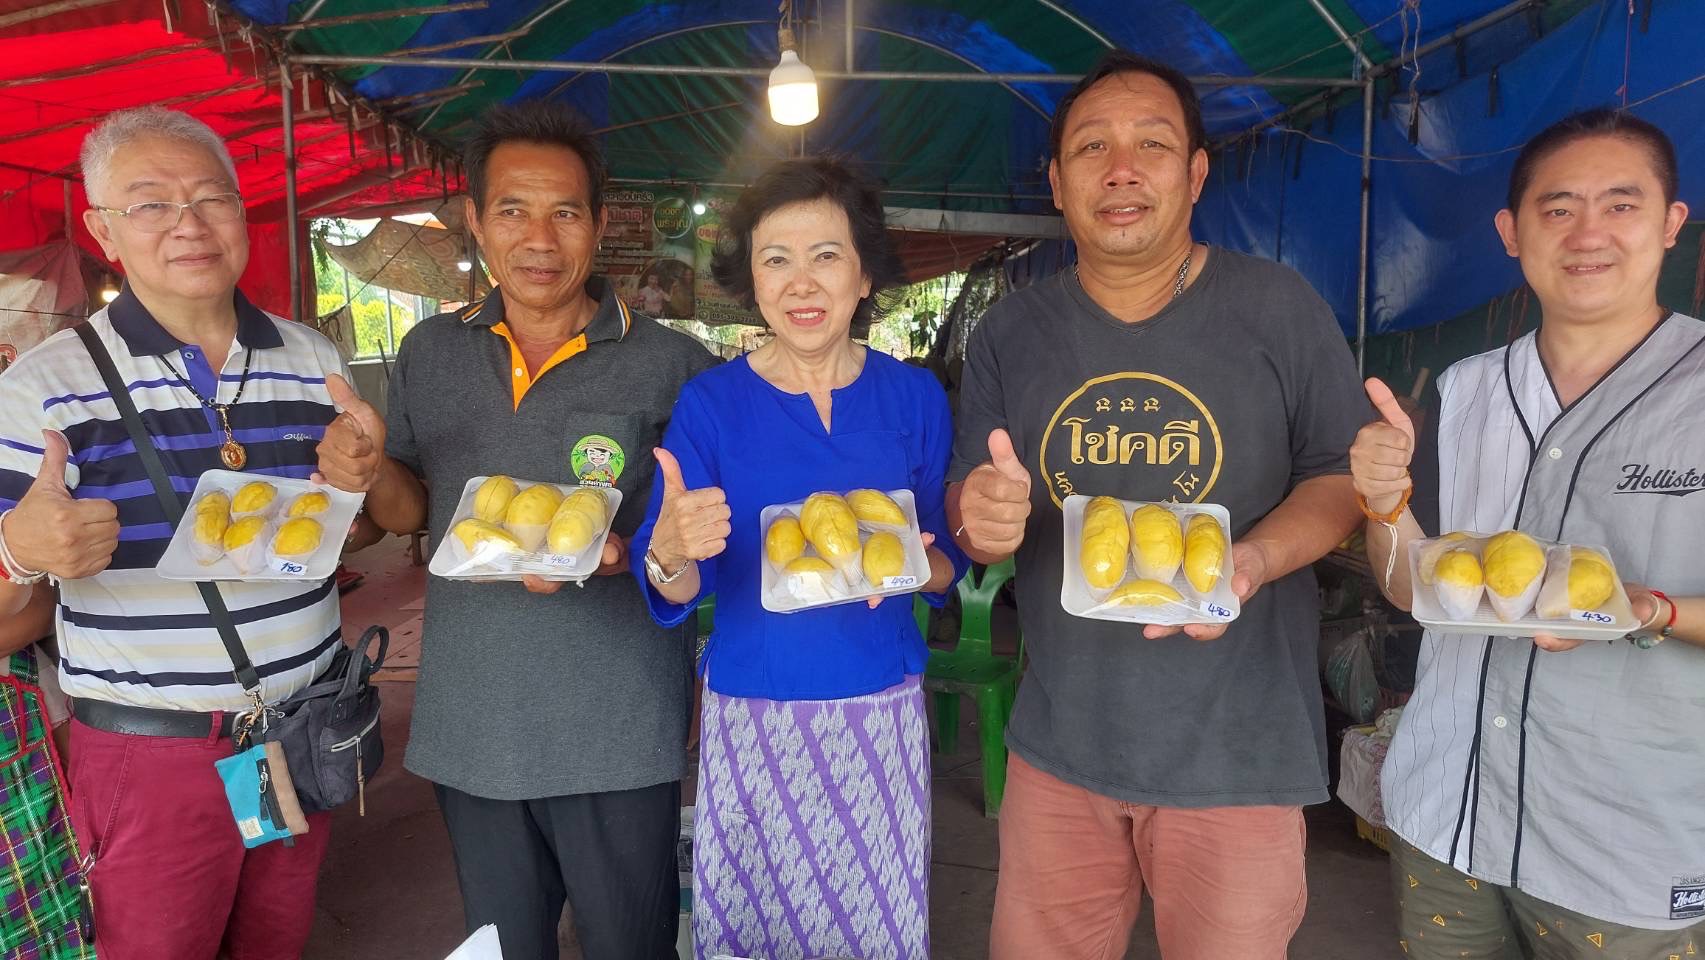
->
<box><xmin>1353</xmin><ymin>109</ymin><xmax>1705</xmax><ymax>958</ymax></box>
<box><xmin>317</xmin><ymin>101</ymin><xmax>713</xmax><ymax>960</ymax></box>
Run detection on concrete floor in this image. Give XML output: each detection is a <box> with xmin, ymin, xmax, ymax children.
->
<box><xmin>308</xmin><ymin>537</ymin><xmax>1399</xmax><ymax>960</ymax></box>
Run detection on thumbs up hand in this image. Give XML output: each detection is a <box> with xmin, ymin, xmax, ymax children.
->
<box><xmin>959</xmin><ymin>428</ymin><xmax>1033</xmax><ymax>556</ymax></box>
<box><xmin>647</xmin><ymin>447</ymin><xmax>731</xmax><ymax>572</ymax></box>
<box><xmin>315</xmin><ymin>374</ymin><xmax>386</xmax><ymax>493</ymax></box>
<box><xmin>2</xmin><ymin>430</ymin><xmax>120</xmax><ymax>579</ymax></box>
<box><xmin>1350</xmin><ymin>378</ymin><xmax>1417</xmax><ymax>517</ymax></box>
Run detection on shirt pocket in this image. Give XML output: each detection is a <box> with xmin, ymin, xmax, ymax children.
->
<box><xmin>559</xmin><ymin>412</ymin><xmax>652</xmax><ymax>530</ymax></box>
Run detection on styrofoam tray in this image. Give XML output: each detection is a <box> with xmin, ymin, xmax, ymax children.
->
<box><xmin>759</xmin><ymin>489</ymin><xmax>932</xmax><ymax>613</ymax></box>
<box><xmin>1407</xmin><ymin>535</ymin><xmax>1637</xmax><ymax>640</ymax></box>
<box><xmin>1059</xmin><ymin>495</ymin><xmax>1240</xmax><ymax>625</ymax></box>
<box><xmin>428</xmin><ymin>475</ymin><xmax>622</xmax><ymax>582</ymax></box>
<box><xmin>156</xmin><ymin>470</ymin><xmax>364</xmax><ymax>581</ymax></box>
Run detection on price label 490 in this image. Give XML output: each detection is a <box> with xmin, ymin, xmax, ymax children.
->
<box><xmin>1571</xmin><ymin>609</ymin><xmax>1615</xmax><ymax>625</ymax></box>
<box><xmin>882</xmin><ymin>575</ymin><xmax>920</xmax><ymax>590</ymax></box>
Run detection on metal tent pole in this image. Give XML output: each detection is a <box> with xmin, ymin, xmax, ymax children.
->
<box><xmin>285</xmin><ymin>53</ymin><xmax>1365</xmax><ymax>88</ymax></box>
<box><xmin>1356</xmin><ymin>79</ymin><xmax>1373</xmax><ymax>375</ymax></box>
<box><xmin>283</xmin><ymin>58</ymin><xmax>303</xmax><ymax>322</ymax></box>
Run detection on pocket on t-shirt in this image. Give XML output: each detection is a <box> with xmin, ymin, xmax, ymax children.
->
<box><xmin>559</xmin><ymin>412</ymin><xmax>650</xmax><ymax>523</ymax></box>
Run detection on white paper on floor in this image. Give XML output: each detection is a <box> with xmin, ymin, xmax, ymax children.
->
<box><xmin>443</xmin><ymin>924</ymin><xmax>502</xmax><ymax>960</ymax></box>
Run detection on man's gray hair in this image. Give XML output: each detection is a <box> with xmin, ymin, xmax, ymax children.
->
<box><xmin>80</xmin><ymin>106</ymin><xmax>239</xmax><ymax>206</ymax></box>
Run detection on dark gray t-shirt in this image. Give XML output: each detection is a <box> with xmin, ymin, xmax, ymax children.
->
<box><xmin>949</xmin><ymin>249</ymin><xmax>1365</xmax><ymax>807</ymax></box>
<box><xmin>386</xmin><ymin>282</ymin><xmax>715</xmax><ymax>800</ymax></box>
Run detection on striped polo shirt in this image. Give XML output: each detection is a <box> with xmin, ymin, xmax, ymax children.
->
<box><xmin>0</xmin><ymin>288</ymin><xmax>347</xmax><ymax>712</ymax></box>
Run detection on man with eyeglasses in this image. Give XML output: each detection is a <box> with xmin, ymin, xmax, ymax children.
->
<box><xmin>0</xmin><ymin>106</ymin><xmax>363</xmax><ymax>959</ymax></box>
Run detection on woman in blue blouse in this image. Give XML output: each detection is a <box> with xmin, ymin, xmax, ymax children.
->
<box><xmin>632</xmin><ymin>157</ymin><xmax>966</xmax><ymax>959</ymax></box>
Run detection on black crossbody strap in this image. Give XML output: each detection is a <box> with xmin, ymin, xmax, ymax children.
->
<box><xmin>73</xmin><ymin>322</ymin><xmax>263</xmax><ymax>696</ymax></box>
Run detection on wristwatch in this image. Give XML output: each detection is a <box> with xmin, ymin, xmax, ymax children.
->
<box><xmin>644</xmin><ymin>548</ymin><xmax>691</xmax><ymax>584</ymax></box>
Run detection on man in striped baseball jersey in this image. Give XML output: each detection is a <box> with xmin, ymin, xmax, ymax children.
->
<box><xmin>0</xmin><ymin>107</ymin><xmax>360</xmax><ymax>959</ymax></box>
<box><xmin>1352</xmin><ymin>109</ymin><xmax>1705</xmax><ymax>959</ymax></box>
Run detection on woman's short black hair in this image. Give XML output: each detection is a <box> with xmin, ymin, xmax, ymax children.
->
<box><xmin>1050</xmin><ymin>50</ymin><xmax>1207</xmax><ymax>159</ymax></box>
<box><xmin>463</xmin><ymin>99</ymin><xmax>607</xmax><ymax>216</ymax></box>
<box><xmin>1506</xmin><ymin>107</ymin><xmax>1678</xmax><ymax>212</ymax></box>
<box><xmin>711</xmin><ymin>156</ymin><xmax>904</xmax><ymax>329</ymax></box>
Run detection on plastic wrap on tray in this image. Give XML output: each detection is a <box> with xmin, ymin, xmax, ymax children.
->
<box><xmin>1059</xmin><ymin>495</ymin><xmax>1240</xmax><ymax>626</ymax></box>
<box><xmin>1407</xmin><ymin>530</ymin><xmax>1636</xmax><ymax>640</ymax></box>
<box><xmin>428</xmin><ymin>475</ymin><xmax>622</xmax><ymax>583</ymax></box>
<box><xmin>759</xmin><ymin>489</ymin><xmax>931</xmax><ymax>613</ymax></box>
<box><xmin>156</xmin><ymin>471</ymin><xmax>364</xmax><ymax>581</ymax></box>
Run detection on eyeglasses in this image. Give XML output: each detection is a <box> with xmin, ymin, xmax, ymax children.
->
<box><xmin>93</xmin><ymin>193</ymin><xmax>244</xmax><ymax>233</ymax></box>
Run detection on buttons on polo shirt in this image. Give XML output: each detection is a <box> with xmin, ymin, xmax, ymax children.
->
<box><xmin>514</xmin><ymin>367</ymin><xmax>524</xmax><ymax>377</ymax></box>
<box><xmin>1493</xmin><ymin>715</ymin><xmax>1509</xmax><ymax>729</ymax></box>
<box><xmin>1547</xmin><ymin>447</ymin><xmax>1562</xmax><ymax>460</ymax></box>
<box><xmin>183</xmin><ymin>349</ymin><xmax>197</xmax><ymax>360</ymax></box>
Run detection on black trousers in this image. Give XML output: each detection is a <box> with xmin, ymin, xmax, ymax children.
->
<box><xmin>434</xmin><ymin>779</ymin><xmax>681</xmax><ymax>960</ymax></box>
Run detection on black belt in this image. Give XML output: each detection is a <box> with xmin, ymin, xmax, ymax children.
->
<box><xmin>71</xmin><ymin>697</ymin><xmax>240</xmax><ymax>739</ymax></box>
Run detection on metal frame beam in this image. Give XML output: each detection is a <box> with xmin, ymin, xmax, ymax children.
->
<box><xmin>885</xmin><ymin>207</ymin><xmax>1067</xmax><ymax>240</ymax></box>
<box><xmin>278</xmin><ymin>2</ymin><xmax>487</xmax><ymax>32</ymax></box>
<box><xmin>289</xmin><ymin>52</ymin><xmax>1365</xmax><ymax>88</ymax></box>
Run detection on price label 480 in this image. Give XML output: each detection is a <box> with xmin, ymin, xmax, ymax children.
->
<box><xmin>1198</xmin><ymin>601</ymin><xmax>1234</xmax><ymax>621</ymax></box>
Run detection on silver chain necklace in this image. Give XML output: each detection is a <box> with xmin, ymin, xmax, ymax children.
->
<box><xmin>1076</xmin><ymin>251</ymin><xmax>1193</xmax><ymax>300</ymax></box>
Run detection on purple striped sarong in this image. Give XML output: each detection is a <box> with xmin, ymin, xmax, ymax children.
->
<box><xmin>693</xmin><ymin>674</ymin><xmax>931</xmax><ymax>960</ymax></box>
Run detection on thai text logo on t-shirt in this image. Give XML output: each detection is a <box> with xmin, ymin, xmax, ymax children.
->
<box><xmin>1038</xmin><ymin>372</ymin><xmax>1223</xmax><ymax>508</ymax></box>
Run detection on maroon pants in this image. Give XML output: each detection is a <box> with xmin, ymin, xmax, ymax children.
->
<box><xmin>67</xmin><ymin>717</ymin><xmax>332</xmax><ymax>960</ymax></box>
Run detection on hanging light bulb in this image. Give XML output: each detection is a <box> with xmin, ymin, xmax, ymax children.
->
<box><xmin>100</xmin><ymin>281</ymin><xmax>119</xmax><ymax>303</ymax></box>
<box><xmin>768</xmin><ymin>25</ymin><xmax>818</xmax><ymax>126</ymax></box>
<box><xmin>691</xmin><ymin>200</ymin><xmax>707</xmax><ymax>216</ymax></box>
<box><xmin>456</xmin><ymin>260</ymin><xmax>472</xmax><ymax>273</ymax></box>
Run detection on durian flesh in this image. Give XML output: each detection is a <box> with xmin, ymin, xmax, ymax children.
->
<box><xmin>273</xmin><ymin>517</ymin><xmax>324</xmax><ymax>557</ymax></box>
<box><xmin>861</xmin><ymin>531</ymin><xmax>907</xmax><ymax>584</ymax></box>
<box><xmin>846</xmin><ymin>489</ymin><xmax>907</xmax><ymax>526</ymax></box>
<box><xmin>1129</xmin><ymin>504</ymin><xmax>1184</xmax><ymax>582</ymax></box>
<box><xmin>1182</xmin><ymin>513</ymin><xmax>1226</xmax><ymax>594</ymax></box>
<box><xmin>1078</xmin><ymin>496</ymin><xmax>1130</xmax><ymax>590</ymax></box>
<box><xmin>1107</xmin><ymin>578</ymin><xmax>1184</xmax><ymax>607</ymax></box>
<box><xmin>472</xmin><ymin>475</ymin><xmax>519</xmax><ymax>523</ymax></box>
<box><xmin>765</xmin><ymin>516</ymin><xmax>806</xmax><ymax>567</ymax></box>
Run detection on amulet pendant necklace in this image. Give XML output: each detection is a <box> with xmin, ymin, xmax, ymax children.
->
<box><xmin>159</xmin><ymin>348</ymin><xmax>255</xmax><ymax>470</ymax></box>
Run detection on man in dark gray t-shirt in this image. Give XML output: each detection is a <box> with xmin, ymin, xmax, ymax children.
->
<box><xmin>947</xmin><ymin>52</ymin><xmax>1366</xmax><ymax>960</ymax></box>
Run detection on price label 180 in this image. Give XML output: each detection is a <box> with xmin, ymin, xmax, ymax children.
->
<box><xmin>271</xmin><ymin>558</ymin><xmax>307</xmax><ymax>576</ymax></box>
<box><xmin>1571</xmin><ymin>609</ymin><xmax>1615</xmax><ymax>625</ymax></box>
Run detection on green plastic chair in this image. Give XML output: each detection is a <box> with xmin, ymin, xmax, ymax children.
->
<box><xmin>922</xmin><ymin>557</ymin><xmax>1021</xmax><ymax>818</ymax></box>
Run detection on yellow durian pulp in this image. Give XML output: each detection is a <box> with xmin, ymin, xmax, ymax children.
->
<box><xmin>472</xmin><ymin>475</ymin><xmax>519</xmax><ymax>523</ymax></box>
<box><xmin>223</xmin><ymin>515</ymin><xmax>267</xmax><ymax>551</ymax></box>
<box><xmin>765</xmin><ymin>516</ymin><xmax>806</xmax><ymax>567</ymax></box>
<box><xmin>232</xmin><ymin>480</ymin><xmax>277</xmax><ymax>515</ymax></box>
<box><xmin>861</xmin><ymin>531</ymin><xmax>907</xmax><ymax>583</ymax></box>
<box><xmin>801</xmin><ymin>494</ymin><xmax>860</xmax><ymax>563</ymax></box>
<box><xmin>504</xmin><ymin>484</ymin><xmax>564</xmax><ymax>529</ymax></box>
<box><xmin>273</xmin><ymin>517</ymin><xmax>324</xmax><ymax>557</ymax></box>
<box><xmin>1129</xmin><ymin>504</ymin><xmax>1184</xmax><ymax>581</ymax></box>
<box><xmin>1108</xmin><ymin>578</ymin><xmax>1184</xmax><ymax>606</ymax></box>
<box><xmin>1078</xmin><ymin>496</ymin><xmax>1130</xmax><ymax>590</ymax></box>
<box><xmin>1567</xmin><ymin>547</ymin><xmax>1616</xmax><ymax>610</ymax></box>
<box><xmin>1483</xmin><ymin>531</ymin><xmax>1545</xmax><ymax>598</ymax></box>
<box><xmin>452</xmin><ymin>518</ymin><xmax>522</xmax><ymax>553</ymax></box>
<box><xmin>286</xmin><ymin>491</ymin><xmax>331</xmax><ymax>518</ymax></box>
<box><xmin>845</xmin><ymin>489</ymin><xmax>907</xmax><ymax>526</ymax></box>
<box><xmin>1182</xmin><ymin>513</ymin><xmax>1227</xmax><ymax>594</ymax></box>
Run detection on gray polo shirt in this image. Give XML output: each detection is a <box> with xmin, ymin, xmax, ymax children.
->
<box><xmin>385</xmin><ymin>278</ymin><xmax>715</xmax><ymax>799</ymax></box>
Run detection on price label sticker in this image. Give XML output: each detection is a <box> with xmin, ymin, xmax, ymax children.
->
<box><xmin>1571</xmin><ymin>608</ymin><xmax>1615</xmax><ymax>625</ymax></box>
<box><xmin>882</xmin><ymin>575</ymin><xmax>920</xmax><ymax>590</ymax></box>
<box><xmin>1199</xmin><ymin>601</ymin><xmax>1234</xmax><ymax>621</ymax></box>
<box><xmin>270</xmin><ymin>558</ymin><xmax>307</xmax><ymax>576</ymax></box>
<box><xmin>543</xmin><ymin>553</ymin><xmax>580</xmax><ymax>570</ymax></box>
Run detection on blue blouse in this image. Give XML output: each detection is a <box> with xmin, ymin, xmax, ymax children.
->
<box><xmin>632</xmin><ymin>350</ymin><xmax>968</xmax><ymax>701</ymax></box>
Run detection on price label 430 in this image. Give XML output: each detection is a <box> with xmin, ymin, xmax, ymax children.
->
<box><xmin>1571</xmin><ymin>609</ymin><xmax>1615</xmax><ymax>625</ymax></box>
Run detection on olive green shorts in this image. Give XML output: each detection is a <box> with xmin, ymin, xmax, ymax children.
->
<box><xmin>1391</xmin><ymin>840</ymin><xmax>1703</xmax><ymax>960</ymax></box>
